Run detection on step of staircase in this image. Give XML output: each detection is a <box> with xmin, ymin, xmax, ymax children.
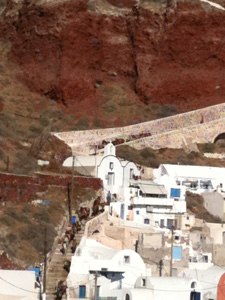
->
<box><xmin>46</xmin><ymin>229</ymin><xmax>84</xmax><ymax>299</ymax></box>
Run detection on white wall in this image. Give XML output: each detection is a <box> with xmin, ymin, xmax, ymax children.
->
<box><xmin>123</xmin><ymin>162</ymin><xmax>140</xmax><ymax>187</ymax></box>
<box><xmin>98</xmin><ymin>156</ymin><xmax>123</xmax><ymax>195</ymax></box>
<box><xmin>202</xmin><ymin>192</ymin><xmax>225</xmax><ymax>221</ymax></box>
<box><xmin>0</xmin><ymin>270</ymin><xmax>37</xmax><ymax>298</ymax></box>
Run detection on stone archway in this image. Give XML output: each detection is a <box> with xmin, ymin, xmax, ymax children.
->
<box><xmin>214</xmin><ymin>132</ymin><xmax>225</xmax><ymax>143</ymax></box>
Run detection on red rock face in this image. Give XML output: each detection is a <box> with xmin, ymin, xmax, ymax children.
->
<box><xmin>1</xmin><ymin>0</ymin><xmax>225</xmax><ymax>115</ymax></box>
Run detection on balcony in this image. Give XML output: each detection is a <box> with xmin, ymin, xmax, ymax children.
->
<box><xmin>132</xmin><ymin>196</ymin><xmax>174</xmax><ymax>206</ymax></box>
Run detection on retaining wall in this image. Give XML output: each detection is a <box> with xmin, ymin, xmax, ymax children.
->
<box><xmin>53</xmin><ymin>103</ymin><xmax>225</xmax><ymax>153</ymax></box>
<box><xmin>0</xmin><ymin>172</ymin><xmax>102</xmax><ymax>203</ymax></box>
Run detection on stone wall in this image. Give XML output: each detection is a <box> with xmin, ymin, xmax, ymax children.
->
<box><xmin>54</xmin><ymin>103</ymin><xmax>225</xmax><ymax>154</ymax></box>
<box><xmin>138</xmin><ymin>231</ymin><xmax>189</xmax><ymax>276</ymax></box>
<box><xmin>0</xmin><ymin>172</ymin><xmax>102</xmax><ymax>203</ymax></box>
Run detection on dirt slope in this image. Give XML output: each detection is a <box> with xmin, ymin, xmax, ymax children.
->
<box><xmin>0</xmin><ymin>0</ymin><xmax>225</xmax><ymax>170</ymax></box>
<box><xmin>1</xmin><ymin>0</ymin><xmax>225</xmax><ymax>121</ymax></box>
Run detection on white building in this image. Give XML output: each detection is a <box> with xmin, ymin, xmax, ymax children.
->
<box><xmin>123</xmin><ymin>276</ymin><xmax>202</xmax><ymax>300</ymax></box>
<box><xmin>181</xmin><ymin>266</ymin><xmax>225</xmax><ymax>300</ymax></box>
<box><xmin>0</xmin><ymin>270</ymin><xmax>38</xmax><ymax>300</ymax></box>
<box><xmin>153</xmin><ymin>164</ymin><xmax>225</xmax><ymax>199</ymax></box>
<box><xmin>63</xmin><ymin>146</ymin><xmax>186</xmax><ymax>228</ymax></box>
<box><xmin>67</xmin><ymin>238</ymin><xmax>151</xmax><ymax>300</ymax></box>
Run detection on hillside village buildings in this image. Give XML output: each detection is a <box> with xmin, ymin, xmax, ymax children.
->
<box><xmin>61</xmin><ymin>142</ymin><xmax>225</xmax><ymax>300</ymax></box>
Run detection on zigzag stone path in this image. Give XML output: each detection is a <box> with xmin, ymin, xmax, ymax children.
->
<box><xmin>53</xmin><ymin>103</ymin><xmax>225</xmax><ymax>154</ymax></box>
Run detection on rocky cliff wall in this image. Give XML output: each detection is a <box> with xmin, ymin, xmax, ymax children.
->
<box><xmin>1</xmin><ymin>0</ymin><xmax>225</xmax><ymax>123</ymax></box>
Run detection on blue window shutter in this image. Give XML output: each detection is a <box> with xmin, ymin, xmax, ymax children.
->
<box><xmin>171</xmin><ymin>188</ymin><xmax>181</xmax><ymax>198</ymax></box>
<box><xmin>173</xmin><ymin>246</ymin><xmax>182</xmax><ymax>259</ymax></box>
<box><xmin>79</xmin><ymin>286</ymin><xmax>86</xmax><ymax>298</ymax></box>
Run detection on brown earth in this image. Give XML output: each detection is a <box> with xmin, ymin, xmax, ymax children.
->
<box><xmin>186</xmin><ymin>191</ymin><xmax>222</xmax><ymax>223</ymax></box>
<box><xmin>1</xmin><ymin>0</ymin><xmax>225</xmax><ymax>123</ymax></box>
<box><xmin>116</xmin><ymin>142</ymin><xmax>225</xmax><ymax>169</ymax></box>
<box><xmin>0</xmin><ymin>0</ymin><xmax>225</xmax><ymax>170</ymax></box>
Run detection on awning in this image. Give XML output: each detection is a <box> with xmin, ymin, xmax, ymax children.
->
<box><xmin>138</xmin><ymin>184</ymin><xmax>167</xmax><ymax>195</ymax></box>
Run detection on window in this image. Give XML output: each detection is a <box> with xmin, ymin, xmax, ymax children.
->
<box><xmin>200</xmin><ymin>180</ymin><xmax>213</xmax><ymax>189</ymax></box>
<box><xmin>142</xmin><ymin>278</ymin><xmax>146</xmax><ymax>286</ymax></box>
<box><xmin>170</xmin><ymin>188</ymin><xmax>181</xmax><ymax>198</ymax></box>
<box><xmin>136</xmin><ymin>210</ymin><xmax>139</xmax><ymax>215</ymax></box>
<box><xmin>200</xmin><ymin>234</ymin><xmax>204</xmax><ymax>243</ymax></box>
<box><xmin>130</xmin><ymin>169</ymin><xmax>134</xmax><ymax>180</ymax></box>
<box><xmin>174</xmin><ymin>235</ymin><xmax>180</xmax><ymax>241</ymax></box>
<box><xmin>160</xmin><ymin>219</ymin><xmax>165</xmax><ymax>228</ymax></box>
<box><xmin>144</xmin><ymin>218</ymin><xmax>150</xmax><ymax>224</ymax></box>
<box><xmin>124</xmin><ymin>256</ymin><xmax>130</xmax><ymax>263</ymax></box>
<box><xmin>109</xmin><ymin>162</ymin><xmax>114</xmax><ymax>170</ymax></box>
<box><xmin>79</xmin><ymin>285</ymin><xmax>86</xmax><ymax>298</ymax></box>
<box><xmin>173</xmin><ymin>246</ymin><xmax>182</xmax><ymax>260</ymax></box>
<box><xmin>108</xmin><ymin>172</ymin><xmax>115</xmax><ymax>185</ymax></box>
<box><xmin>191</xmin><ymin>282</ymin><xmax>197</xmax><ymax>289</ymax></box>
<box><xmin>203</xmin><ymin>255</ymin><xmax>208</xmax><ymax>263</ymax></box>
<box><xmin>167</xmin><ymin>219</ymin><xmax>173</xmax><ymax>229</ymax></box>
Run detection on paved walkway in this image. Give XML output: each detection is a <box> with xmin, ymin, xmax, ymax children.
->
<box><xmin>46</xmin><ymin>228</ymin><xmax>84</xmax><ymax>300</ymax></box>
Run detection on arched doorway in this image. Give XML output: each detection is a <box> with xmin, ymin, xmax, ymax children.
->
<box><xmin>125</xmin><ymin>294</ymin><xmax>130</xmax><ymax>300</ymax></box>
<box><xmin>214</xmin><ymin>133</ymin><xmax>225</xmax><ymax>144</ymax></box>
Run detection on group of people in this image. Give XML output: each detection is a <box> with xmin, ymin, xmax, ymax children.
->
<box><xmin>55</xmin><ymin>222</ymin><xmax>81</xmax><ymax>299</ymax></box>
<box><xmin>60</xmin><ymin>223</ymin><xmax>79</xmax><ymax>255</ymax></box>
<box><xmin>54</xmin><ymin>280</ymin><xmax>67</xmax><ymax>300</ymax></box>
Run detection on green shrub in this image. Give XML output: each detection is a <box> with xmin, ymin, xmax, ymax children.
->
<box><xmin>158</xmin><ymin>105</ymin><xmax>177</xmax><ymax>118</ymax></box>
<box><xmin>20</xmin><ymin>224</ymin><xmax>37</xmax><ymax>240</ymax></box>
<box><xmin>140</xmin><ymin>148</ymin><xmax>156</xmax><ymax>159</ymax></box>
<box><xmin>187</xmin><ymin>151</ymin><xmax>200</xmax><ymax>159</ymax></box>
<box><xmin>22</xmin><ymin>204</ymin><xmax>31</xmax><ymax>213</ymax></box>
<box><xmin>103</xmin><ymin>101</ymin><xmax>117</xmax><ymax>113</ymax></box>
<box><xmin>14</xmin><ymin>151</ymin><xmax>37</xmax><ymax>174</ymax></box>
<box><xmin>29</xmin><ymin>125</ymin><xmax>43</xmax><ymax>134</ymax></box>
<box><xmin>146</xmin><ymin>157</ymin><xmax>159</xmax><ymax>168</ymax></box>
<box><xmin>34</xmin><ymin>206</ymin><xmax>50</xmax><ymax>223</ymax></box>
<box><xmin>93</xmin><ymin>119</ymin><xmax>101</xmax><ymax>128</ymax></box>
<box><xmin>66</xmin><ymin>115</ymin><xmax>74</xmax><ymax>123</ymax></box>
<box><xmin>75</xmin><ymin>118</ymin><xmax>89</xmax><ymax>130</ymax></box>
<box><xmin>0</xmin><ymin>0</ymin><xmax>7</xmax><ymax>8</ymax></box>
<box><xmin>0</xmin><ymin>215</ymin><xmax>15</xmax><ymax>227</ymax></box>
<box><xmin>39</xmin><ymin>115</ymin><xmax>49</xmax><ymax>127</ymax></box>
<box><xmin>6</xmin><ymin>233</ymin><xmax>17</xmax><ymax>243</ymax></box>
<box><xmin>177</xmin><ymin>155</ymin><xmax>193</xmax><ymax>165</ymax></box>
<box><xmin>0</xmin><ymin>148</ymin><xmax>5</xmax><ymax>160</ymax></box>
<box><xmin>219</xmin><ymin>142</ymin><xmax>225</xmax><ymax>148</ymax></box>
<box><xmin>202</xmin><ymin>143</ymin><xmax>215</xmax><ymax>153</ymax></box>
<box><xmin>31</xmin><ymin>222</ymin><xmax>56</xmax><ymax>253</ymax></box>
<box><xmin>6</xmin><ymin>208</ymin><xmax>21</xmax><ymax>221</ymax></box>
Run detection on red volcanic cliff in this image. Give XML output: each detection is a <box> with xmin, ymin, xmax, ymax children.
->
<box><xmin>1</xmin><ymin>0</ymin><xmax>225</xmax><ymax>122</ymax></box>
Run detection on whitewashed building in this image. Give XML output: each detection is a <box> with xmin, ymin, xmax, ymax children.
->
<box><xmin>67</xmin><ymin>238</ymin><xmax>151</xmax><ymax>300</ymax></box>
<box><xmin>63</xmin><ymin>145</ymin><xmax>186</xmax><ymax>228</ymax></box>
<box><xmin>153</xmin><ymin>164</ymin><xmax>225</xmax><ymax>199</ymax></box>
<box><xmin>181</xmin><ymin>266</ymin><xmax>225</xmax><ymax>300</ymax></box>
<box><xmin>0</xmin><ymin>270</ymin><xmax>39</xmax><ymax>300</ymax></box>
<box><xmin>123</xmin><ymin>276</ymin><xmax>202</xmax><ymax>300</ymax></box>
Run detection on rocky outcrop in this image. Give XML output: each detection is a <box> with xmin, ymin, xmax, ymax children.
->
<box><xmin>1</xmin><ymin>0</ymin><xmax>225</xmax><ymax>119</ymax></box>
